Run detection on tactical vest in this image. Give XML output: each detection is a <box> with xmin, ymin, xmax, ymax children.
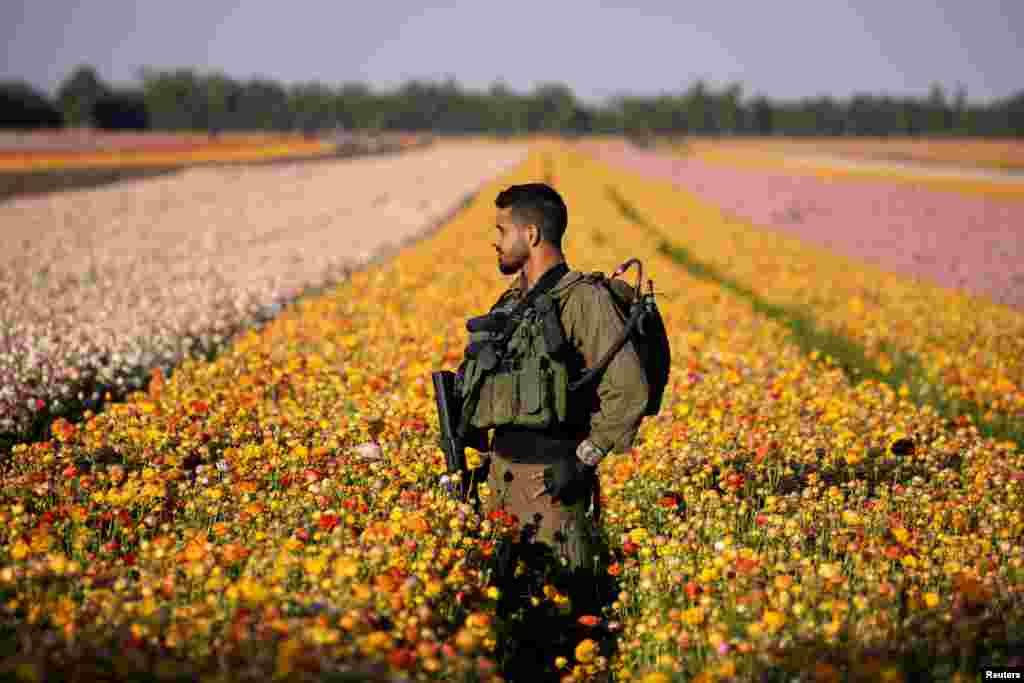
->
<box><xmin>458</xmin><ymin>290</ymin><xmax>572</xmax><ymax>434</ymax></box>
<box><xmin>455</xmin><ymin>261</ymin><xmax>582</xmax><ymax>438</ymax></box>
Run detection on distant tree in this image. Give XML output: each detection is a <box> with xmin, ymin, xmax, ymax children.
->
<box><xmin>0</xmin><ymin>80</ymin><xmax>63</xmax><ymax>128</ymax></box>
<box><xmin>56</xmin><ymin>65</ymin><xmax>110</xmax><ymax>127</ymax></box>
<box><xmin>139</xmin><ymin>67</ymin><xmax>203</xmax><ymax>130</ymax></box>
<box><xmin>952</xmin><ymin>83</ymin><xmax>968</xmax><ymax>134</ymax></box>
<box><xmin>289</xmin><ymin>81</ymin><xmax>334</xmax><ymax>135</ymax></box>
<box><xmin>1002</xmin><ymin>91</ymin><xmax>1024</xmax><ymax>136</ymax></box>
<box><xmin>486</xmin><ymin>79</ymin><xmax>525</xmax><ymax>134</ymax></box>
<box><xmin>751</xmin><ymin>95</ymin><xmax>773</xmax><ymax>135</ymax></box>
<box><xmin>926</xmin><ymin>82</ymin><xmax>952</xmax><ymax>133</ymax></box>
<box><xmin>684</xmin><ymin>80</ymin><xmax>713</xmax><ymax>134</ymax></box>
<box><xmin>238</xmin><ymin>78</ymin><xmax>291</xmax><ymax>130</ymax></box>
<box><xmin>204</xmin><ymin>73</ymin><xmax>242</xmax><ymax>134</ymax></box>
<box><xmin>92</xmin><ymin>88</ymin><xmax>149</xmax><ymax>129</ymax></box>
<box><xmin>717</xmin><ymin>83</ymin><xmax>743</xmax><ymax>135</ymax></box>
<box><xmin>526</xmin><ymin>83</ymin><xmax>578</xmax><ymax>132</ymax></box>
<box><xmin>79</xmin><ymin>65</ymin><xmax>1024</xmax><ymax>138</ymax></box>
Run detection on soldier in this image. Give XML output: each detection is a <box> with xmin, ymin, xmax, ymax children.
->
<box><xmin>460</xmin><ymin>183</ymin><xmax>648</xmax><ymax>640</ymax></box>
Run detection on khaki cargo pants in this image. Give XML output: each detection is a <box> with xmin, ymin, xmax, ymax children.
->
<box><xmin>482</xmin><ymin>430</ymin><xmax>598</xmax><ymax>573</ymax></box>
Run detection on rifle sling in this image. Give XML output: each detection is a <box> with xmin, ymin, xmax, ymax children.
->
<box><xmin>568</xmin><ymin>298</ymin><xmax>644</xmax><ymax>392</ymax></box>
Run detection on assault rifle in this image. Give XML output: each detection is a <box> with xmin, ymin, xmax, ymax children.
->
<box><xmin>431</xmin><ymin>370</ymin><xmax>467</xmax><ymax>500</ymax></box>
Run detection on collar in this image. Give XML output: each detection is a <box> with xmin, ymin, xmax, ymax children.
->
<box><xmin>506</xmin><ymin>265</ymin><xmax>584</xmax><ymax>301</ymax></box>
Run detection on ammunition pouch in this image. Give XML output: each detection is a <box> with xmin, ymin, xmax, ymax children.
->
<box><xmin>459</xmin><ymin>305</ymin><xmax>571</xmax><ymax>433</ymax></box>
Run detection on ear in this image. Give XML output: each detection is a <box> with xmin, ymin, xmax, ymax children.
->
<box><xmin>528</xmin><ymin>224</ymin><xmax>540</xmax><ymax>247</ymax></box>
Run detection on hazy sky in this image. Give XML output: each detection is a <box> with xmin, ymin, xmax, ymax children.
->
<box><xmin>2</xmin><ymin>0</ymin><xmax>1021</xmax><ymax>105</ymax></box>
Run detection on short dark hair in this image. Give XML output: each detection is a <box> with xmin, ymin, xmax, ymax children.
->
<box><xmin>495</xmin><ymin>183</ymin><xmax>568</xmax><ymax>248</ymax></box>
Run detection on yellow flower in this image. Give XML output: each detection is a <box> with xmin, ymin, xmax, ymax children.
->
<box><xmin>630</xmin><ymin>527</ymin><xmax>649</xmax><ymax>544</ymax></box>
<box><xmin>762</xmin><ymin>610</ymin><xmax>786</xmax><ymax>633</ymax></box>
<box><xmin>465</xmin><ymin>447</ymin><xmax>483</xmax><ymax>470</ymax></box>
<box><xmin>10</xmin><ymin>540</ymin><xmax>30</xmax><ymax>561</ymax></box>
<box><xmin>304</xmin><ymin>555</ymin><xmax>327</xmax><ymax>577</ymax></box>
<box><xmin>924</xmin><ymin>592</ymin><xmax>940</xmax><ymax>609</ymax></box>
<box><xmin>575</xmin><ymin>638</ymin><xmax>598</xmax><ymax>664</ymax></box>
<box><xmin>640</xmin><ymin>673</ymin><xmax>672</xmax><ymax>683</ymax></box>
<box><xmin>236</xmin><ymin>577</ymin><xmax>269</xmax><ymax>604</ymax></box>
<box><xmin>682</xmin><ymin>607</ymin><xmax>705</xmax><ymax>626</ymax></box>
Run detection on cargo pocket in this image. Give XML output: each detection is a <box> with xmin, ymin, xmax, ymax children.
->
<box><xmin>515</xmin><ymin>357</ymin><xmax>552</xmax><ymax>428</ymax></box>
<box><xmin>488</xmin><ymin>372</ymin><xmax>516</xmax><ymax>426</ymax></box>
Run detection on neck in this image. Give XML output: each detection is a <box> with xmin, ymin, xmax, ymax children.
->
<box><xmin>521</xmin><ymin>252</ymin><xmax>566</xmax><ymax>291</ymax></box>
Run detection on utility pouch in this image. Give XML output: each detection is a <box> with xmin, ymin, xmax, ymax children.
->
<box><xmin>533</xmin><ymin>294</ymin><xmax>566</xmax><ymax>356</ymax></box>
<box><xmin>513</xmin><ymin>356</ymin><xmax>552</xmax><ymax>428</ymax></box>
<box><xmin>475</xmin><ymin>371</ymin><xmax>515</xmax><ymax>428</ymax></box>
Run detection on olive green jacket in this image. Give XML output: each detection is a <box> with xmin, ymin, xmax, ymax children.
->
<box><xmin>498</xmin><ymin>266</ymin><xmax>649</xmax><ymax>455</ymax></box>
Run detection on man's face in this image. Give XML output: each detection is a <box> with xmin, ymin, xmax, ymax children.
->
<box><xmin>494</xmin><ymin>207</ymin><xmax>533</xmax><ymax>276</ymax></box>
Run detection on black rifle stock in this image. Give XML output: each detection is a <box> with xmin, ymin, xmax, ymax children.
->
<box><xmin>431</xmin><ymin>370</ymin><xmax>467</xmax><ymax>499</ymax></box>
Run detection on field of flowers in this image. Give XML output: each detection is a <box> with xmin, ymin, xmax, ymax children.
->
<box><xmin>673</xmin><ymin>137</ymin><xmax>1024</xmax><ymax>173</ymax></box>
<box><xmin>2</xmin><ymin>141</ymin><xmax>1023</xmax><ymax>682</ymax></box>
<box><xmin>0</xmin><ymin>131</ymin><xmax>428</xmax><ymax>172</ymax></box>
<box><xmin>0</xmin><ymin>141</ymin><xmax>527</xmax><ymax>454</ymax></box>
<box><xmin>579</xmin><ymin>139</ymin><xmax>1024</xmax><ymax>446</ymax></box>
<box><xmin>654</xmin><ymin>139</ymin><xmax>1024</xmax><ymax>200</ymax></box>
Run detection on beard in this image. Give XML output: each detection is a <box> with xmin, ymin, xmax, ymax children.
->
<box><xmin>498</xmin><ymin>258</ymin><xmax>521</xmax><ymax>276</ymax></box>
<box><xmin>497</xmin><ymin>242</ymin><xmax>528</xmax><ymax>275</ymax></box>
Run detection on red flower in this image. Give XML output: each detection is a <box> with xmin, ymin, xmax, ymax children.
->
<box><xmin>318</xmin><ymin>514</ymin><xmax>339</xmax><ymax>532</ymax></box>
<box><xmin>577</xmin><ymin>615</ymin><xmax>601</xmax><ymax>627</ymax></box>
<box><xmin>658</xmin><ymin>492</ymin><xmax>683</xmax><ymax>509</ymax></box>
<box><xmin>387</xmin><ymin>648</ymin><xmax>415</xmax><ymax>670</ymax></box>
<box><xmin>735</xmin><ymin>557</ymin><xmax>759</xmax><ymax>575</ymax></box>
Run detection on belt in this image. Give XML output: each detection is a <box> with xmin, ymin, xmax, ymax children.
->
<box><xmin>492</xmin><ymin>425</ymin><xmax>587</xmax><ymax>463</ymax></box>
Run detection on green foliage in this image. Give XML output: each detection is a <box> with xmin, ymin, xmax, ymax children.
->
<box><xmin>15</xmin><ymin>64</ymin><xmax>1024</xmax><ymax>136</ymax></box>
<box><xmin>0</xmin><ymin>80</ymin><xmax>62</xmax><ymax>128</ymax></box>
<box><xmin>56</xmin><ymin>65</ymin><xmax>110</xmax><ymax>127</ymax></box>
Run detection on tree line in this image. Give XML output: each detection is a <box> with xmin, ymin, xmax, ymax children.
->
<box><xmin>2</xmin><ymin>64</ymin><xmax>1022</xmax><ymax>137</ymax></box>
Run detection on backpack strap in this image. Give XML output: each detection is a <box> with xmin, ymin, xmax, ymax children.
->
<box><xmin>567</xmin><ymin>278</ymin><xmax>645</xmax><ymax>392</ymax></box>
